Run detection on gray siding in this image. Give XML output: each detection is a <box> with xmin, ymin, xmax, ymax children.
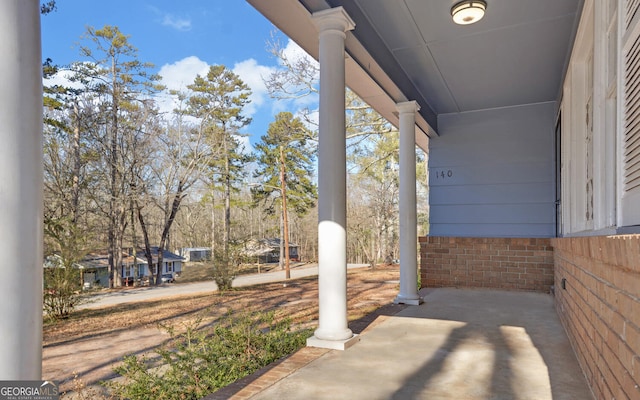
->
<box><xmin>429</xmin><ymin>102</ymin><xmax>556</xmax><ymax>237</ymax></box>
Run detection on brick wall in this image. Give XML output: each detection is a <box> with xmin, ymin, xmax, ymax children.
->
<box><xmin>553</xmin><ymin>235</ymin><xmax>640</xmax><ymax>400</ymax></box>
<box><xmin>419</xmin><ymin>236</ymin><xmax>554</xmax><ymax>292</ymax></box>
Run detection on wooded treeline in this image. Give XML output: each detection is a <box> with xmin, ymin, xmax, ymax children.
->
<box><xmin>43</xmin><ymin>25</ymin><xmax>428</xmax><ymax>287</ymax></box>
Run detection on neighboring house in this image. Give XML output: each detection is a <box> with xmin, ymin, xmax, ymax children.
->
<box><xmin>76</xmin><ymin>247</ymin><xmax>185</xmax><ymax>288</ymax></box>
<box><xmin>244</xmin><ymin>238</ymin><xmax>300</xmax><ymax>263</ymax></box>
<box><xmin>76</xmin><ymin>251</ymin><xmax>146</xmax><ymax>288</ymax></box>
<box><xmin>249</xmin><ymin>0</ymin><xmax>639</xmax><ymax>398</ymax></box>
<box><xmin>120</xmin><ymin>253</ymin><xmax>149</xmax><ymax>285</ymax></box>
<box><xmin>42</xmin><ymin>254</ymin><xmax>93</xmax><ymax>287</ymax></box>
<box><xmin>136</xmin><ymin>247</ymin><xmax>185</xmax><ymax>279</ymax></box>
<box><xmin>178</xmin><ymin>247</ymin><xmax>212</xmax><ymax>262</ymax></box>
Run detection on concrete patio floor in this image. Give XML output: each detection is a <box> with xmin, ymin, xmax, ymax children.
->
<box><xmin>208</xmin><ymin>288</ymin><xmax>594</xmax><ymax>400</ymax></box>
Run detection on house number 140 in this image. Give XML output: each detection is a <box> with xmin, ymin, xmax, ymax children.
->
<box><xmin>434</xmin><ymin>169</ymin><xmax>453</xmax><ymax>179</ymax></box>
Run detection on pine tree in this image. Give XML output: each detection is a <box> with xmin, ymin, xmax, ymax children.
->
<box><xmin>186</xmin><ymin>65</ymin><xmax>252</xmax><ymax>265</ymax></box>
<box><xmin>72</xmin><ymin>25</ymin><xmax>163</xmax><ymax>287</ymax></box>
<box><xmin>253</xmin><ymin>112</ymin><xmax>317</xmax><ymax>278</ymax></box>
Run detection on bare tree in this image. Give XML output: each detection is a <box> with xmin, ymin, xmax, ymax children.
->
<box><xmin>43</xmin><ymin>59</ymin><xmax>103</xmax><ymax>262</ymax></box>
<box><xmin>131</xmin><ymin>105</ymin><xmax>208</xmax><ymax>285</ymax></box>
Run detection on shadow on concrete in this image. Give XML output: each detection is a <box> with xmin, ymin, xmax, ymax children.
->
<box><xmin>349</xmin><ymin>302</ymin><xmax>407</xmax><ymax>335</ymax></box>
<box><xmin>386</xmin><ymin>288</ymin><xmax>591</xmax><ymax>400</ymax></box>
<box><xmin>389</xmin><ymin>322</ymin><xmax>516</xmax><ymax>400</ymax></box>
<box><xmin>205</xmin><ymin>302</ymin><xmax>406</xmax><ymax>400</ymax></box>
<box><xmin>202</xmin><ymin>288</ymin><xmax>593</xmax><ymax>400</ymax></box>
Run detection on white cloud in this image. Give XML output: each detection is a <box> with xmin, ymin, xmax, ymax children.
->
<box><xmin>155</xmin><ymin>56</ymin><xmax>274</xmax><ymax>150</ymax></box>
<box><xmin>300</xmin><ymin>109</ymin><xmax>319</xmax><ymax>131</ymax></box>
<box><xmin>232</xmin><ymin>58</ymin><xmax>276</xmax><ymax>119</ymax></box>
<box><xmin>156</xmin><ymin>56</ymin><xmax>210</xmax><ymax>115</ymax></box>
<box><xmin>271</xmin><ymin>40</ymin><xmax>319</xmax><ymax>120</ymax></box>
<box><xmin>162</xmin><ymin>14</ymin><xmax>192</xmax><ymax>31</ymax></box>
<box><xmin>281</xmin><ymin>39</ymin><xmax>318</xmax><ymax>72</ymax></box>
<box><xmin>154</xmin><ymin>52</ymin><xmax>318</xmax><ymax>149</ymax></box>
<box><xmin>156</xmin><ymin>56</ymin><xmax>277</xmax><ymax>121</ymax></box>
<box><xmin>158</xmin><ymin>56</ymin><xmax>209</xmax><ymax>92</ymax></box>
<box><xmin>43</xmin><ymin>69</ymin><xmax>85</xmax><ymax>90</ymax></box>
<box><xmin>237</xmin><ymin>134</ymin><xmax>255</xmax><ymax>155</ymax></box>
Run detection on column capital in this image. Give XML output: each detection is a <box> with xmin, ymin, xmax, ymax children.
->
<box><xmin>312</xmin><ymin>7</ymin><xmax>355</xmax><ymax>34</ymax></box>
<box><xmin>396</xmin><ymin>100</ymin><xmax>421</xmax><ymax>114</ymax></box>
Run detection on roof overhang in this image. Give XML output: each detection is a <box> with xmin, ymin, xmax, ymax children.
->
<box><xmin>247</xmin><ymin>0</ymin><xmax>432</xmax><ymax>152</ymax></box>
<box><xmin>248</xmin><ymin>0</ymin><xmax>584</xmax><ymax>153</ymax></box>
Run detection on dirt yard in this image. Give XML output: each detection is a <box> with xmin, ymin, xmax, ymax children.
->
<box><xmin>43</xmin><ymin>265</ymin><xmax>401</xmax><ymax>393</ymax></box>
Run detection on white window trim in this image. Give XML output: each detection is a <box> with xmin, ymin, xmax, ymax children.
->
<box><xmin>562</xmin><ymin>0</ymin><xmax>595</xmax><ymax>234</ymax></box>
<box><xmin>594</xmin><ymin>0</ymin><xmax>616</xmax><ymax>229</ymax></box>
<box><xmin>560</xmin><ymin>0</ymin><xmax>628</xmax><ymax>235</ymax></box>
<box><xmin>617</xmin><ymin>0</ymin><xmax>625</xmax><ymax>227</ymax></box>
<box><xmin>618</xmin><ymin>0</ymin><xmax>640</xmax><ymax>227</ymax></box>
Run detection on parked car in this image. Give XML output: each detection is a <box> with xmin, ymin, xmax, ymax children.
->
<box><xmin>161</xmin><ymin>274</ymin><xmax>175</xmax><ymax>283</ymax></box>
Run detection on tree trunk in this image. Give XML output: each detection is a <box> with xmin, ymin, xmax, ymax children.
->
<box><xmin>155</xmin><ymin>247</ymin><xmax>164</xmax><ymax>286</ymax></box>
<box><xmin>108</xmin><ymin>56</ymin><xmax>120</xmax><ymax>288</ymax></box>
<box><xmin>210</xmin><ymin>187</ymin><xmax>216</xmax><ymax>258</ymax></box>
<box><xmin>135</xmin><ymin>200</ymin><xmax>154</xmax><ymax>285</ymax></box>
<box><xmin>130</xmin><ymin>199</ymin><xmax>137</xmax><ymax>284</ymax></box>
<box><xmin>222</xmin><ymin>132</ymin><xmax>231</xmax><ymax>267</ymax></box>
<box><xmin>114</xmin><ymin>210</ymin><xmax>126</xmax><ymax>287</ymax></box>
<box><xmin>280</xmin><ymin>145</ymin><xmax>290</xmax><ymax>280</ymax></box>
<box><xmin>279</xmin><ymin>210</ymin><xmax>284</xmax><ymax>269</ymax></box>
<box><xmin>71</xmin><ymin>102</ymin><xmax>81</xmax><ymax>225</ymax></box>
<box><xmin>155</xmin><ymin>183</ymin><xmax>185</xmax><ymax>285</ymax></box>
<box><xmin>223</xmin><ymin>137</ymin><xmax>231</xmax><ymax>261</ymax></box>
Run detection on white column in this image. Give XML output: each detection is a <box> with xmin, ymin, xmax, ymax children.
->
<box><xmin>307</xmin><ymin>7</ymin><xmax>358</xmax><ymax>351</ymax></box>
<box><xmin>395</xmin><ymin>101</ymin><xmax>423</xmax><ymax>306</ymax></box>
<box><xmin>0</xmin><ymin>0</ymin><xmax>43</xmax><ymax>379</ymax></box>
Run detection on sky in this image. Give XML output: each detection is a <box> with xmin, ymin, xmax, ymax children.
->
<box><xmin>41</xmin><ymin>0</ymin><xmax>317</xmax><ymax>150</ymax></box>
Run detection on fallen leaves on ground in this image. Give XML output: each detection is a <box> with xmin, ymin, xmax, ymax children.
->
<box><xmin>43</xmin><ymin>265</ymin><xmax>401</xmax><ymax>391</ymax></box>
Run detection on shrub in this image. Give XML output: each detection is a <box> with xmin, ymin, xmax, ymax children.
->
<box><xmin>43</xmin><ymin>257</ymin><xmax>85</xmax><ymax>320</ymax></box>
<box><xmin>211</xmin><ymin>244</ymin><xmax>251</xmax><ymax>291</ymax></box>
<box><xmin>211</xmin><ymin>249</ymin><xmax>235</xmax><ymax>291</ymax></box>
<box><xmin>108</xmin><ymin>311</ymin><xmax>311</xmax><ymax>399</ymax></box>
<box><xmin>43</xmin><ymin>216</ymin><xmax>89</xmax><ymax>320</ymax></box>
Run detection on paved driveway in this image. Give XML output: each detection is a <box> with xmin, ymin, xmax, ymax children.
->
<box><xmin>80</xmin><ymin>263</ymin><xmax>369</xmax><ymax>310</ymax></box>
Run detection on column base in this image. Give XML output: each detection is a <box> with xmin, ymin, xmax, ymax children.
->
<box><xmin>394</xmin><ymin>295</ymin><xmax>423</xmax><ymax>306</ymax></box>
<box><xmin>307</xmin><ymin>334</ymin><xmax>360</xmax><ymax>351</ymax></box>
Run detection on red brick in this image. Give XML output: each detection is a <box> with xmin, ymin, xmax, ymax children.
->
<box><xmin>619</xmin><ymin>272</ymin><xmax>640</xmax><ymax>299</ymax></box>
<box><xmin>551</xmin><ymin>235</ymin><xmax>640</xmax><ymax>400</ymax></box>
<box><xmin>626</xmin><ymin>324</ymin><xmax>640</xmax><ymax>357</ymax></box>
<box><xmin>617</xmin><ymin>342</ymin><xmax>636</xmax><ymax>377</ymax></box>
<box><xmin>621</xmin><ymin>372</ymin><xmax>640</xmax><ymax>400</ymax></box>
<box><xmin>620</xmin><ymin>295</ymin><xmax>640</xmax><ymax>328</ymax></box>
<box><xmin>632</xmin><ymin>354</ymin><xmax>640</xmax><ymax>383</ymax></box>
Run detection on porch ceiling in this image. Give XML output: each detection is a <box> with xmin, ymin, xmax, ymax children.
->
<box><xmin>247</xmin><ymin>0</ymin><xmax>583</xmax><ymax>140</ymax></box>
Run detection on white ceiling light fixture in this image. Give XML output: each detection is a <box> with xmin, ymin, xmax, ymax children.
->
<box><xmin>451</xmin><ymin>0</ymin><xmax>487</xmax><ymax>25</ymax></box>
